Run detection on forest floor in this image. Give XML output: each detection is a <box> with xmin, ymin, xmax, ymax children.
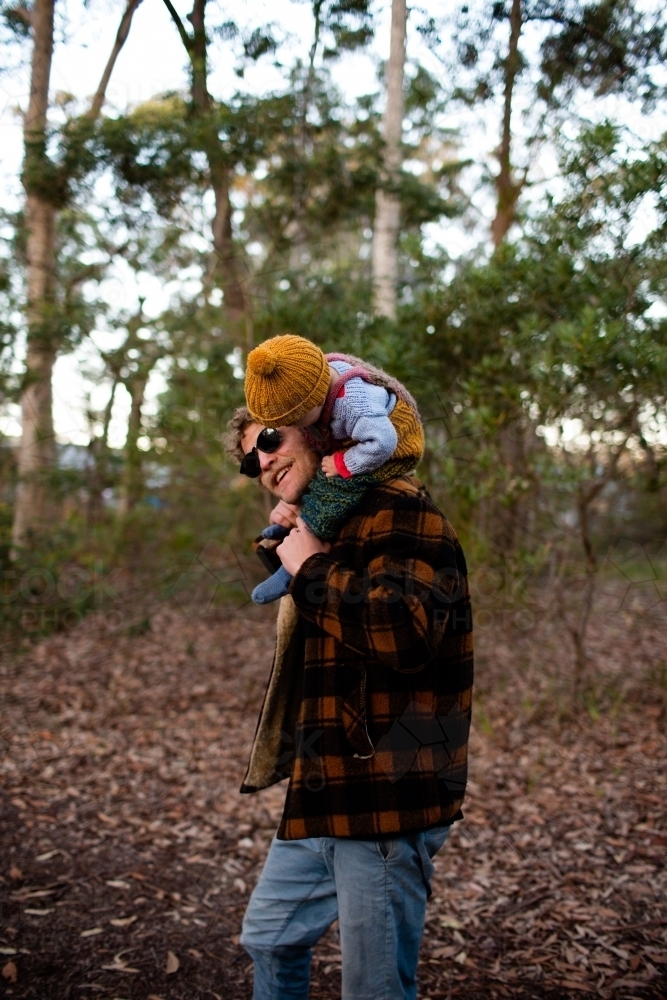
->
<box><xmin>1</xmin><ymin>589</ymin><xmax>666</xmax><ymax>1000</ymax></box>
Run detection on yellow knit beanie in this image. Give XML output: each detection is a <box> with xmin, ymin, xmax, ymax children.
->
<box><xmin>245</xmin><ymin>335</ymin><xmax>331</xmax><ymax>426</ymax></box>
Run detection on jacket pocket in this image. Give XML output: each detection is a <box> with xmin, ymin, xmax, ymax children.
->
<box><xmin>342</xmin><ymin>670</ymin><xmax>375</xmax><ymax>759</ymax></box>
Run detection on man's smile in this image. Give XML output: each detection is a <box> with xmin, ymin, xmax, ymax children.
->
<box><xmin>266</xmin><ymin>460</ymin><xmax>294</xmax><ymax>492</ymax></box>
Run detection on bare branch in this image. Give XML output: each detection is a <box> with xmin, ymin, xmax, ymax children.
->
<box><xmin>161</xmin><ymin>0</ymin><xmax>193</xmax><ymax>53</ymax></box>
<box><xmin>88</xmin><ymin>0</ymin><xmax>145</xmax><ymax>120</ymax></box>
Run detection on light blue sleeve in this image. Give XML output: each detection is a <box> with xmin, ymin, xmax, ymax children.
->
<box><xmin>340</xmin><ymin>413</ymin><xmax>398</xmax><ymax>474</ymax></box>
<box><xmin>331</xmin><ymin>378</ymin><xmax>398</xmax><ymax>474</ymax></box>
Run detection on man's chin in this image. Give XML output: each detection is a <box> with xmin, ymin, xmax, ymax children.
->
<box><xmin>276</xmin><ymin>482</ymin><xmax>306</xmax><ymax>505</ymax></box>
<box><xmin>265</xmin><ymin>466</ymin><xmax>304</xmax><ymax>503</ymax></box>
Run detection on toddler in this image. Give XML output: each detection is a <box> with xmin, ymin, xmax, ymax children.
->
<box><xmin>242</xmin><ymin>334</ymin><xmax>424</xmax><ymax>604</ymax></box>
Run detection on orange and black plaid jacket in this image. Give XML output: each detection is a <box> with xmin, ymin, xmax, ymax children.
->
<box><xmin>240</xmin><ymin>476</ymin><xmax>474</xmax><ymax>840</ymax></box>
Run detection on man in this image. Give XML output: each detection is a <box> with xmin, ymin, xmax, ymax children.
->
<box><xmin>226</xmin><ymin>409</ymin><xmax>473</xmax><ymax>1000</ymax></box>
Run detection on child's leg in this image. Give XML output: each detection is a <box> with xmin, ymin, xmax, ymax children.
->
<box><xmin>251</xmin><ymin>524</ymin><xmax>293</xmax><ymax>604</ymax></box>
<box><xmin>251</xmin><ymin>565</ymin><xmax>293</xmax><ymax>605</ymax></box>
<box><xmin>300</xmin><ymin>469</ymin><xmax>380</xmax><ymax>541</ymax></box>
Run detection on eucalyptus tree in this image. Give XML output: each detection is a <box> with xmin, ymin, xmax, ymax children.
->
<box><xmin>2</xmin><ymin>0</ymin><xmax>144</xmax><ymax>547</ymax></box>
<box><xmin>290</xmin><ymin>0</ymin><xmax>374</xmax><ymax>272</ymax></box>
<box><xmin>156</xmin><ymin>0</ymin><xmax>267</xmax><ymax>348</ymax></box>
<box><xmin>156</xmin><ymin>0</ymin><xmax>374</xmax><ymax>331</ymax></box>
<box><xmin>372</xmin><ymin>0</ymin><xmax>406</xmax><ymax>319</ymax></box>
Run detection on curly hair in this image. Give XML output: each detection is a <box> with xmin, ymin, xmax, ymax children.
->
<box><xmin>224</xmin><ymin>406</ymin><xmax>256</xmax><ymax>463</ymax></box>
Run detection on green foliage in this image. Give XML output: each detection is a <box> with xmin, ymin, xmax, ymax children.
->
<box><xmin>406</xmin><ymin>123</ymin><xmax>667</xmax><ymax>559</ymax></box>
<box><xmin>540</xmin><ymin>0</ymin><xmax>667</xmax><ymax>107</ymax></box>
<box><xmin>317</xmin><ymin>0</ymin><xmax>374</xmax><ymax>59</ymax></box>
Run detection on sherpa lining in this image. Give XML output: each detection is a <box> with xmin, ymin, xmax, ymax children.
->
<box><xmin>239</xmin><ymin>595</ymin><xmax>303</xmax><ymax>792</ymax></box>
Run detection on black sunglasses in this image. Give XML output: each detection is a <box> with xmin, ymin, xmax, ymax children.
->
<box><xmin>239</xmin><ymin>427</ymin><xmax>283</xmax><ymax>478</ymax></box>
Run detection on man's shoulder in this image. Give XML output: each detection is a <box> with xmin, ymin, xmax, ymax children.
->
<box><xmin>367</xmin><ymin>475</ymin><xmax>440</xmax><ymax>511</ymax></box>
<box><xmin>348</xmin><ymin>475</ymin><xmax>458</xmax><ymax>541</ymax></box>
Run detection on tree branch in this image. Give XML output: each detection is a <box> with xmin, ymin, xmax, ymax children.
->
<box><xmin>161</xmin><ymin>0</ymin><xmax>193</xmax><ymax>52</ymax></box>
<box><xmin>491</xmin><ymin>0</ymin><xmax>523</xmax><ymax>247</ymax></box>
<box><xmin>88</xmin><ymin>0</ymin><xmax>145</xmax><ymax>120</ymax></box>
<box><xmin>5</xmin><ymin>5</ymin><xmax>32</xmax><ymax>27</ymax></box>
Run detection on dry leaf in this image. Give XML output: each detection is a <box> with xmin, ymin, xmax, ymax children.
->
<box><xmin>97</xmin><ymin>811</ymin><xmax>118</xmax><ymax>826</ymax></box>
<box><xmin>109</xmin><ymin>915</ymin><xmax>138</xmax><ymax>928</ymax></box>
<box><xmin>1</xmin><ymin>961</ymin><xmax>17</xmax><ymax>984</ymax></box>
<box><xmin>101</xmin><ymin>962</ymin><xmax>139</xmax><ymax>973</ymax></box>
<box><xmin>2</xmin><ymin>589</ymin><xmax>666</xmax><ymax>999</ymax></box>
<box><xmin>440</xmin><ymin>916</ymin><xmax>464</xmax><ymax>930</ymax></box>
<box><xmin>165</xmin><ymin>950</ymin><xmax>179</xmax><ymax>974</ymax></box>
<box><xmin>8</xmin><ymin>866</ymin><xmax>22</xmax><ymax>880</ymax></box>
<box><xmin>13</xmin><ymin>889</ymin><xmax>54</xmax><ymax>901</ymax></box>
<box><xmin>24</xmin><ymin>908</ymin><xmax>53</xmax><ymax>916</ymax></box>
<box><xmin>35</xmin><ymin>849</ymin><xmax>59</xmax><ymax>861</ymax></box>
<box><xmin>432</xmin><ymin>945</ymin><xmax>458</xmax><ymax>959</ymax></box>
<box><xmin>80</xmin><ymin>927</ymin><xmax>103</xmax><ymax>938</ymax></box>
<box><xmin>0</xmin><ymin>949</ymin><xmax>17</xmax><ymax>957</ymax></box>
<box><xmin>454</xmin><ymin>951</ymin><xmax>467</xmax><ymax>965</ymax></box>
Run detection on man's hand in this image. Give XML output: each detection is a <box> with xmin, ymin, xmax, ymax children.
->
<box><xmin>276</xmin><ymin>517</ymin><xmax>331</xmax><ymax>575</ymax></box>
<box><xmin>269</xmin><ymin>500</ymin><xmax>300</xmax><ymax>530</ymax></box>
<box><xmin>321</xmin><ymin>454</ymin><xmax>338</xmax><ymax>478</ymax></box>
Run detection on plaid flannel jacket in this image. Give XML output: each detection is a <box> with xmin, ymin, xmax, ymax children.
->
<box><xmin>240</xmin><ymin>476</ymin><xmax>473</xmax><ymax>840</ymax></box>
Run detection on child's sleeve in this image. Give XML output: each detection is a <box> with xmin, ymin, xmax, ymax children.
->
<box><xmin>332</xmin><ymin>380</ymin><xmax>398</xmax><ymax>476</ymax></box>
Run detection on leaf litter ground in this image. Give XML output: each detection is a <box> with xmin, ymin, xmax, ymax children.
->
<box><xmin>1</xmin><ymin>601</ymin><xmax>666</xmax><ymax>999</ymax></box>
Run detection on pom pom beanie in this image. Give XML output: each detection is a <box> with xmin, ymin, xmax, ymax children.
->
<box><xmin>244</xmin><ymin>334</ymin><xmax>331</xmax><ymax>426</ymax></box>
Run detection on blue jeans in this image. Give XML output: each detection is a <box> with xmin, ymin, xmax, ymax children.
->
<box><xmin>241</xmin><ymin>827</ymin><xmax>450</xmax><ymax>1000</ymax></box>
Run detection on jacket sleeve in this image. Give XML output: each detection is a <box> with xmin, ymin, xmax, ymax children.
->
<box><xmin>289</xmin><ymin>493</ymin><xmax>469</xmax><ymax>672</ymax></box>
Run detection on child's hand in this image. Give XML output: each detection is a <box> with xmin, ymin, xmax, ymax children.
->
<box><xmin>269</xmin><ymin>500</ymin><xmax>300</xmax><ymax>529</ymax></box>
<box><xmin>321</xmin><ymin>455</ymin><xmax>338</xmax><ymax>478</ymax></box>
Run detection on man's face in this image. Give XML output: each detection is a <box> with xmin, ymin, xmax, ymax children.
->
<box><xmin>240</xmin><ymin>422</ymin><xmax>320</xmax><ymax>504</ymax></box>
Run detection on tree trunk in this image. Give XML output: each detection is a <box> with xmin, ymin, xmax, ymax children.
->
<box><xmin>118</xmin><ymin>377</ymin><xmax>147</xmax><ymax>519</ymax></box>
<box><xmin>371</xmin><ymin>0</ymin><xmax>406</xmax><ymax>320</ymax></box>
<box><xmin>165</xmin><ymin>0</ymin><xmax>252</xmax><ymax>347</ymax></box>
<box><xmin>288</xmin><ymin>0</ymin><xmax>324</xmax><ymax>281</ymax></box>
<box><xmin>491</xmin><ymin>0</ymin><xmax>524</xmax><ymax>247</ymax></box>
<box><xmin>86</xmin><ymin>380</ymin><xmax>118</xmax><ymax>525</ymax></box>
<box><xmin>210</xmin><ymin>164</ymin><xmax>253</xmax><ymax>348</ymax></box>
<box><xmin>13</xmin><ymin>0</ymin><xmax>143</xmax><ymax>548</ymax></box>
<box><xmin>13</xmin><ymin>0</ymin><xmax>57</xmax><ymax>549</ymax></box>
